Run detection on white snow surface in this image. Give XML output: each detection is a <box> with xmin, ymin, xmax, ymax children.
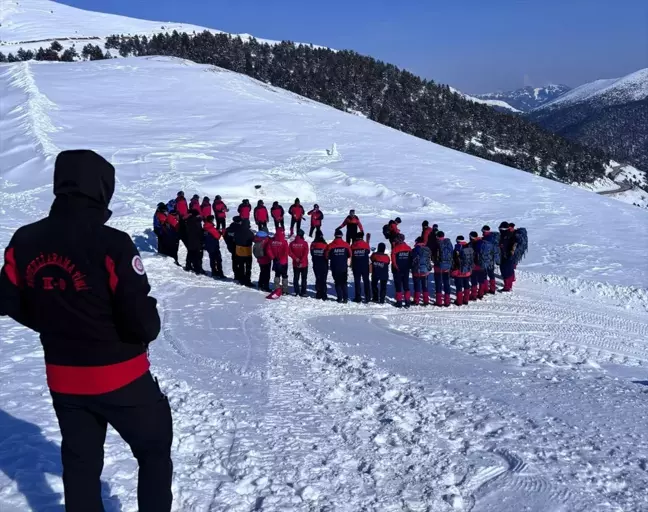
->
<box><xmin>537</xmin><ymin>68</ymin><xmax>648</xmax><ymax>111</ymax></box>
<box><xmin>450</xmin><ymin>87</ymin><xmax>521</xmax><ymax>113</ymax></box>
<box><xmin>0</xmin><ymin>0</ymin><xmax>322</xmax><ymax>53</ymax></box>
<box><xmin>1</xmin><ymin>57</ymin><xmax>648</xmax><ymax>512</ymax></box>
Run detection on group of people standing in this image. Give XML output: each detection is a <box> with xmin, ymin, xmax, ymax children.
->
<box><xmin>154</xmin><ymin>192</ymin><xmax>528</xmax><ymax>307</ymax></box>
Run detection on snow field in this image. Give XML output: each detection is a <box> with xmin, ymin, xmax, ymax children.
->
<box><xmin>1</xmin><ymin>54</ymin><xmax>648</xmax><ymax>511</ymax></box>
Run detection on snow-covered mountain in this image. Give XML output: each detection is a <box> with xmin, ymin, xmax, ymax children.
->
<box><xmin>529</xmin><ymin>68</ymin><xmax>648</xmax><ymax>171</ymax></box>
<box><xmin>2</xmin><ymin>3</ymin><xmax>648</xmax><ymax>512</ymax></box>
<box><xmin>450</xmin><ymin>86</ymin><xmax>521</xmax><ymax>113</ymax></box>
<box><xmin>476</xmin><ymin>84</ymin><xmax>571</xmax><ymax>112</ymax></box>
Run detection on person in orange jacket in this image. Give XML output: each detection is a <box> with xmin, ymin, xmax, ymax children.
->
<box><xmin>327</xmin><ymin>229</ymin><xmax>352</xmax><ymax>303</ymax></box>
<box><xmin>266</xmin><ymin>228</ymin><xmax>290</xmax><ymax>295</ymax></box>
<box><xmin>338</xmin><ymin>210</ymin><xmax>364</xmax><ymax>245</ymax></box>
<box><xmin>288</xmin><ymin>198</ymin><xmax>305</xmax><ymax>238</ymax></box>
<box><xmin>351</xmin><ymin>232</ymin><xmax>371</xmax><ymax>303</ymax></box>
<box><xmin>307</xmin><ymin>204</ymin><xmax>324</xmax><ymax>237</ymax></box>
<box><xmin>289</xmin><ymin>229</ymin><xmax>309</xmax><ymax>297</ymax></box>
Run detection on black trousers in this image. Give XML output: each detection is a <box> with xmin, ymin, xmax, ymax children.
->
<box><xmin>240</xmin><ymin>256</ymin><xmax>252</xmax><ymax>286</ymax></box>
<box><xmin>372</xmin><ymin>275</ymin><xmax>387</xmax><ymax>303</ymax></box>
<box><xmin>353</xmin><ymin>270</ymin><xmax>371</xmax><ymax>302</ymax></box>
<box><xmin>51</xmin><ymin>373</ymin><xmax>173</xmax><ymax>512</ymax></box>
<box><xmin>293</xmin><ymin>267</ymin><xmax>308</xmax><ymax>296</ymax></box>
<box><xmin>273</xmin><ymin>219</ymin><xmax>284</xmax><ymax>230</ymax></box>
<box><xmin>256</xmin><ymin>221</ymin><xmax>268</xmax><ymax>232</ymax></box>
<box><xmin>208</xmin><ymin>248</ymin><xmax>223</xmax><ymax>277</ymax></box>
<box><xmin>332</xmin><ymin>271</ymin><xmax>348</xmax><ymax>302</ymax></box>
<box><xmin>258</xmin><ymin>263</ymin><xmax>271</xmax><ymax>291</ymax></box>
<box><xmin>290</xmin><ymin>218</ymin><xmax>301</xmax><ymax>234</ymax></box>
<box><xmin>309</xmin><ymin>225</ymin><xmax>321</xmax><ymax>237</ymax></box>
<box><xmin>216</xmin><ymin>217</ymin><xmax>226</xmax><ymax>230</ymax></box>
<box><xmin>232</xmin><ymin>254</ymin><xmax>242</xmax><ymax>281</ymax></box>
<box><xmin>186</xmin><ymin>249</ymin><xmax>204</xmax><ymax>274</ymax></box>
<box><xmin>314</xmin><ymin>267</ymin><xmax>328</xmax><ymax>299</ymax></box>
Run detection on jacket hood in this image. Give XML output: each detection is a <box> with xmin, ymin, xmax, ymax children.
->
<box><xmin>53</xmin><ymin>150</ymin><xmax>115</xmax><ymax>207</ymax></box>
<box><xmin>274</xmin><ymin>229</ymin><xmax>286</xmax><ymax>242</ymax></box>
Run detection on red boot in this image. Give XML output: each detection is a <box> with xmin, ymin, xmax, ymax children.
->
<box><xmin>489</xmin><ymin>279</ymin><xmax>497</xmax><ymax>294</ymax></box>
<box><xmin>479</xmin><ymin>282</ymin><xmax>487</xmax><ymax>299</ymax></box>
<box><xmin>470</xmin><ymin>285</ymin><xmax>478</xmax><ymax>301</ymax></box>
<box><xmin>444</xmin><ymin>293</ymin><xmax>451</xmax><ymax>307</ymax></box>
<box><xmin>463</xmin><ymin>289</ymin><xmax>472</xmax><ymax>304</ymax></box>
<box><xmin>502</xmin><ymin>277</ymin><xmax>512</xmax><ymax>292</ymax></box>
<box><xmin>404</xmin><ymin>291</ymin><xmax>412</xmax><ymax>306</ymax></box>
<box><xmin>455</xmin><ymin>292</ymin><xmax>464</xmax><ymax>306</ymax></box>
<box><xmin>423</xmin><ymin>292</ymin><xmax>430</xmax><ymax>306</ymax></box>
<box><xmin>436</xmin><ymin>292</ymin><xmax>443</xmax><ymax>307</ymax></box>
<box><xmin>413</xmin><ymin>292</ymin><xmax>421</xmax><ymax>306</ymax></box>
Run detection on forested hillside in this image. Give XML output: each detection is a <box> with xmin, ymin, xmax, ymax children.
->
<box><xmin>1</xmin><ymin>32</ymin><xmax>610</xmax><ymax>183</ymax></box>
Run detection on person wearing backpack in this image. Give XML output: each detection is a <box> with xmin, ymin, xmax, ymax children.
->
<box><xmin>253</xmin><ymin>231</ymin><xmax>272</xmax><ymax>292</ymax></box>
<box><xmin>234</xmin><ymin>219</ymin><xmax>255</xmax><ymax>286</ymax></box>
<box><xmin>411</xmin><ymin>237</ymin><xmax>432</xmax><ymax>306</ymax></box>
<box><xmin>225</xmin><ymin>216</ymin><xmax>242</xmax><ymax>281</ymax></box>
<box><xmin>266</xmin><ymin>228</ymin><xmax>290</xmax><ymax>296</ymax></box>
<box><xmin>271</xmin><ymin>201</ymin><xmax>285</xmax><ymax>230</ymax></box>
<box><xmin>289</xmin><ymin>230</ymin><xmax>309</xmax><ymax>297</ymax></box>
<box><xmin>370</xmin><ymin>243</ymin><xmax>390</xmax><ymax>304</ymax></box>
<box><xmin>510</xmin><ymin>223</ymin><xmax>528</xmax><ymax>283</ymax></box>
<box><xmin>433</xmin><ymin>231</ymin><xmax>453</xmax><ymax>307</ymax></box>
<box><xmin>184</xmin><ymin>209</ymin><xmax>205</xmax><ymax>274</ymax></box>
<box><xmin>499</xmin><ymin>222</ymin><xmax>517</xmax><ymax>292</ymax></box>
<box><xmin>421</xmin><ymin>221</ymin><xmax>438</xmax><ymax>245</ymax></box>
<box><xmin>254</xmin><ymin>200</ymin><xmax>269</xmax><ymax>232</ymax></box>
<box><xmin>481</xmin><ymin>225</ymin><xmax>499</xmax><ymax>294</ymax></box>
<box><xmin>307</xmin><ymin>204</ymin><xmax>324</xmax><ymax>237</ymax></box>
<box><xmin>212</xmin><ymin>195</ymin><xmax>229</xmax><ymax>231</ymax></box>
<box><xmin>204</xmin><ymin>215</ymin><xmax>225</xmax><ymax>279</ymax></box>
<box><xmin>310</xmin><ymin>231</ymin><xmax>329</xmax><ymax>300</ymax></box>
<box><xmin>288</xmin><ymin>198</ymin><xmax>306</xmax><ymax>238</ymax></box>
<box><xmin>468</xmin><ymin>231</ymin><xmax>485</xmax><ymax>300</ymax></box>
<box><xmin>452</xmin><ymin>236</ymin><xmax>474</xmax><ymax>306</ymax></box>
<box><xmin>391</xmin><ymin>234</ymin><xmax>412</xmax><ymax>308</ymax></box>
<box><xmin>351</xmin><ymin>232</ymin><xmax>372</xmax><ymax>303</ymax></box>
<box><xmin>327</xmin><ymin>229</ymin><xmax>352</xmax><ymax>303</ymax></box>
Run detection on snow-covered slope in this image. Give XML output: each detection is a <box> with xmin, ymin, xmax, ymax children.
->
<box><xmin>1</xmin><ymin>56</ymin><xmax>648</xmax><ymax>512</ymax></box>
<box><xmin>0</xmin><ymin>0</ymin><xmax>319</xmax><ymax>54</ymax></box>
<box><xmin>450</xmin><ymin>86</ymin><xmax>521</xmax><ymax>113</ymax></box>
<box><xmin>536</xmin><ymin>69</ymin><xmax>648</xmax><ymax>111</ymax></box>
<box><xmin>477</xmin><ymin>84</ymin><xmax>571</xmax><ymax>112</ymax></box>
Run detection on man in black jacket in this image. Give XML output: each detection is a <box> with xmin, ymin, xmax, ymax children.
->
<box><xmin>184</xmin><ymin>209</ymin><xmax>205</xmax><ymax>274</ymax></box>
<box><xmin>225</xmin><ymin>216</ymin><xmax>242</xmax><ymax>280</ymax></box>
<box><xmin>234</xmin><ymin>219</ymin><xmax>255</xmax><ymax>286</ymax></box>
<box><xmin>0</xmin><ymin>150</ymin><xmax>173</xmax><ymax>512</ymax></box>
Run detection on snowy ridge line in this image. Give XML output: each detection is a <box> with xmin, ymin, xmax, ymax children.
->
<box><xmin>4</xmin><ymin>61</ymin><xmax>60</xmax><ymax>157</ymax></box>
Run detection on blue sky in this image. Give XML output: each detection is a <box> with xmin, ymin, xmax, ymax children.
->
<box><xmin>60</xmin><ymin>0</ymin><xmax>647</xmax><ymax>94</ymax></box>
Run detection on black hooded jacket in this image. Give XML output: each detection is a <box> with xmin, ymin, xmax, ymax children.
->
<box><xmin>0</xmin><ymin>150</ymin><xmax>160</xmax><ymax>395</ymax></box>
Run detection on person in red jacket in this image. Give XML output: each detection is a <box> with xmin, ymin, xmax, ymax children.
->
<box><xmin>212</xmin><ymin>195</ymin><xmax>228</xmax><ymax>230</ymax></box>
<box><xmin>327</xmin><ymin>229</ymin><xmax>352</xmax><ymax>303</ymax></box>
<box><xmin>307</xmin><ymin>204</ymin><xmax>324</xmax><ymax>237</ymax></box>
<box><xmin>0</xmin><ymin>150</ymin><xmax>172</xmax><ymax>511</ymax></box>
<box><xmin>370</xmin><ymin>243</ymin><xmax>390</xmax><ymax>304</ymax></box>
<box><xmin>421</xmin><ymin>220</ymin><xmax>438</xmax><ymax>245</ymax></box>
<box><xmin>237</xmin><ymin>199</ymin><xmax>252</xmax><ymax>220</ymax></box>
<box><xmin>200</xmin><ymin>196</ymin><xmax>211</xmax><ymax>218</ymax></box>
<box><xmin>351</xmin><ymin>232</ymin><xmax>371</xmax><ymax>303</ymax></box>
<box><xmin>204</xmin><ymin>215</ymin><xmax>225</xmax><ymax>278</ymax></box>
<box><xmin>266</xmin><ymin>228</ymin><xmax>290</xmax><ymax>295</ymax></box>
<box><xmin>253</xmin><ymin>231</ymin><xmax>272</xmax><ymax>292</ymax></box>
<box><xmin>310</xmin><ymin>231</ymin><xmax>329</xmax><ymax>300</ymax></box>
<box><xmin>391</xmin><ymin>234</ymin><xmax>412</xmax><ymax>308</ymax></box>
<box><xmin>271</xmin><ymin>201</ymin><xmax>285</xmax><ymax>230</ymax></box>
<box><xmin>388</xmin><ymin>217</ymin><xmax>402</xmax><ymax>247</ymax></box>
<box><xmin>288</xmin><ymin>198</ymin><xmax>305</xmax><ymax>238</ymax></box>
<box><xmin>254</xmin><ymin>200</ymin><xmax>269</xmax><ymax>232</ymax></box>
<box><xmin>338</xmin><ymin>210</ymin><xmax>364</xmax><ymax>245</ymax></box>
<box><xmin>289</xmin><ymin>229</ymin><xmax>309</xmax><ymax>297</ymax></box>
<box><xmin>189</xmin><ymin>194</ymin><xmax>201</xmax><ymax>215</ymax></box>
<box><xmin>175</xmin><ymin>191</ymin><xmax>189</xmax><ymax>219</ymax></box>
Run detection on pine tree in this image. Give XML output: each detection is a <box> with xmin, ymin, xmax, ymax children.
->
<box><xmin>50</xmin><ymin>40</ymin><xmax>63</xmax><ymax>52</ymax></box>
<box><xmin>60</xmin><ymin>47</ymin><xmax>78</xmax><ymax>62</ymax></box>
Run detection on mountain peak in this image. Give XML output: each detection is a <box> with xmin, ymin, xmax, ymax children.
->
<box><xmin>475</xmin><ymin>84</ymin><xmax>571</xmax><ymax>112</ymax></box>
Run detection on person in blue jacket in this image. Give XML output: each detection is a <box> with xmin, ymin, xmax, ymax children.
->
<box><xmin>326</xmin><ymin>229</ymin><xmax>351</xmax><ymax>303</ymax></box>
<box><xmin>310</xmin><ymin>231</ymin><xmax>329</xmax><ymax>300</ymax></box>
<box><xmin>351</xmin><ymin>232</ymin><xmax>371</xmax><ymax>303</ymax></box>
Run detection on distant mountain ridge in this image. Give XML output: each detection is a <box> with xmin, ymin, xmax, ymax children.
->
<box><xmin>476</xmin><ymin>84</ymin><xmax>571</xmax><ymax>112</ymax></box>
<box><xmin>528</xmin><ymin>69</ymin><xmax>648</xmax><ymax>171</ymax></box>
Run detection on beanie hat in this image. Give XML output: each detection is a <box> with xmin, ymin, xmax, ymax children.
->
<box><xmin>335</xmin><ymin>229</ymin><xmax>343</xmax><ymax>238</ymax></box>
<box><xmin>205</xmin><ymin>215</ymin><xmax>215</xmax><ymax>223</ymax></box>
<box><xmin>499</xmin><ymin>221</ymin><xmax>509</xmax><ymax>230</ymax></box>
<box><xmin>355</xmin><ymin>232</ymin><xmax>364</xmax><ymax>240</ymax></box>
<box><xmin>395</xmin><ymin>217</ymin><xmax>402</xmax><ymax>223</ymax></box>
<box><xmin>436</xmin><ymin>231</ymin><xmax>445</xmax><ymax>239</ymax></box>
<box><xmin>233</xmin><ymin>216</ymin><xmax>241</xmax><ymax>223</ymax></box>
<box><xmin>433</xmin><ymin>224</ymin><xmax>438</xmax><ymax>229</ymax></box>
<box><xmin>422</xmin><ymin>220</ymin><xmax>429</xmax><ymax>228</ymax></box>
<box><xmin>377</xmin><ymin>243</ymin><xmax>386</xmax><ymax>253</ymax></box>
<box><xmin>456</xmin><ymin>235</ymin><xmax>465</xmax><ymax>242</ymax></box>
<box><xmin>482</xmin><ymin>225</ymin><xmax>491</xmax><ymax>232</ymax></box>
<box><xmin>297</xmin><ymin>229</ymin><xmax>305</xmax><ymax>238</ymax></box>
<box><xmin>469</xmin><ymin>231</ymin><xmax>479</xmax><ymax>239</ymax></box>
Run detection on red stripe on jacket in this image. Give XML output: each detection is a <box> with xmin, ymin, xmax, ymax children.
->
<box><xmin>4</xmin><ymin>247</ymin><xmax>20</xmax><ymax>286</ymax></box>
<box><xmin>46</xmin><ymin>353</ymin><xmax>150</xmax><ymax>395</ymax></box>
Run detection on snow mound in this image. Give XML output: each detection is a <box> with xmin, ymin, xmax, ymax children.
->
<box><xmin>450</xmin><ymin>86</ymin><xmax>521</xmax><ymax>113</ymax></box>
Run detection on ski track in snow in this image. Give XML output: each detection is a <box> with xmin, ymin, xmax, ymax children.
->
<box><xmin>2</xmin><ymin>55</ymin><xmax>648</xmax><ymax>511</ymax></box>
